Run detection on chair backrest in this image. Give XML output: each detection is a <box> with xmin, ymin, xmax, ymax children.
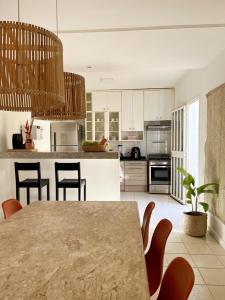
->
<box><xmin>145</xmin><ymin>218</ymin><xmax>173</xmax><ymax>296</ymax></box>
<box><xmin>2</xmin><ymin>199</ymin><xmax>23</xmax><ymax>219</ymax></box>
<box><xmin>15</xmin><ymin>162</ymin><xmax>41</xmax><ymax>183</ymax></box>
<box><xmin>142</xmin><ymin>201</ymin><xmax>155</xmax><ymax>251</ymax></box>
<box><xmin>157</xmin><ymin>257</ymin><xmax>195</xmax><ymax>300</ymax></box>
<box><xmin>55</xmin><ymin>162</ymin><xmax>81</xmax><ymax>183</ymax></box>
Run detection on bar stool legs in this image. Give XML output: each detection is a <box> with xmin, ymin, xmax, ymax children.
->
<box><xmin>63</xmin><ymin>188</ymin><xmax>66</xmax><ymax>201</ymax></box>
<box><xmin>84</xmin><ymin>183</ymin><xmax>86</xmax><ymax>201</ymax></box>
<box><xmin>27</xmin><ymin>188</ymin><xmax>30</xmax><ymax>205</ymax></box>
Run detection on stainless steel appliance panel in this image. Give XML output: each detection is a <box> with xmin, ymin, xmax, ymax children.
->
<box><xmin>51</xmin><ymin>122</ymin><xmax>84</xmax><ymax>152</ymax></box>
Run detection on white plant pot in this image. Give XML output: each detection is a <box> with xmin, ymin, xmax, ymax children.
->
<box><xmin>183</xmin><ymin>212</ymin><xmax>207</xmax><ymax>237</ymax></box>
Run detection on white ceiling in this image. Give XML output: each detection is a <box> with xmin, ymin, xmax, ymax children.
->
<box><xmin>1</xmin><ymin>0</ymin><xmax>225</xmax><ymax>89</ymax></box>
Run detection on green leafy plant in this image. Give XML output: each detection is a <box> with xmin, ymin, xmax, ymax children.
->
<box><xmin>177</xmin><ymin>167</ymin><xmax>218</xmax><ymax>214</ymax></box>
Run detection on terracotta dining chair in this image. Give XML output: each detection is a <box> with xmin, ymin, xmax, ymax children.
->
<box><xmin>157</xmin><ymin>257</ymin><xmax>195</xmax><ymax>300</ymax></box>
<box><xmin>2</xmin><ymin>199</ymin><xmax>23</xmax><ymax>219</ymax></box>
<box><xmin>141</xmin><ymin>201</ymin><xmax>155</xmax><ymax>251</ymax></box>
<box><xmin>145</xmin><ymin>218</ymin><xmax>173</xmax><ymax>296</ymax></box>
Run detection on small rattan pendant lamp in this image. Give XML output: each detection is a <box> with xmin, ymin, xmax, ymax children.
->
<box><xmin>0</xmin><ymin>0</ymin><xmax>65</xmax><ymax>116</ymax></box>
<box><xmin>35</xmin><ymin>72</ymin><xmax>86</xmax><ymax>120</ymax></box>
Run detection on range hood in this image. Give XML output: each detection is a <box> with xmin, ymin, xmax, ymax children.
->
<box><xmin>144</xmin><ymin>120</ymin><xmax>171</xmax><ymax>131</ymax></box>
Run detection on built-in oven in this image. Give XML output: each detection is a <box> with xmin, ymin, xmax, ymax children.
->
<box><xmin>149</xmin><ymin>156</ymin><xmax>171</xmax><ymax>194</ymax></box>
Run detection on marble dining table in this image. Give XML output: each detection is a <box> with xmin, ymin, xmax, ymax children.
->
<box><xmin>0</xmin><ymin>201</ymin><xmax>150</xmax><ymax>300</ymax></box>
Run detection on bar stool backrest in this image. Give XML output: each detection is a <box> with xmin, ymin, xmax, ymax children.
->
<box><xmin>55</xmin><ymin>162</ymin><xmax>81</xmax><ymax>183</ymax></box>
<box><xmin>15</xmin><ymin>162</ymin><xmax>41</xmax><ymax>184</ymax></box>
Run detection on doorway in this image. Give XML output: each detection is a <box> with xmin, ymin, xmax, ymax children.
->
<box><xmin>187</xmin><ymin>99</ymin><xmax>200</xmax><ymax>185</ymax></box>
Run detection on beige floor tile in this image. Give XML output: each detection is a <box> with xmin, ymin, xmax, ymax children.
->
<box><xmin>167</xmin><ymin>232</ymin><xmax>184</xmax><ymax>243</ymax></box>
<box><xmin>191</xmin><ymin>255</ymin><xmax>224</xmax><ymax>268</ymax></box>
<box><xmin>208</xmin><ymin>286</ymin><xmax>225</xmax><ymax>300</ymax></box>
<box><xmin>165</xmin><ymin>242</ymin><xmax>188</xmax><ymax>254</ymax></box>
<box><xmin>189</xmin><ymin>285</ymin><xmax>213</xmax><ymax>300</ymax></box>
<box><xmin>181</xmin><ymin>235</ymin><xmax>206</xmax><ymax>244</ymax></box>
<box><xmin>166</xmin><ymin>253</ymin><xmax>196</xmax><ymax>267</ymax></box>
<box><xmin>193</xmin><ymin>268</ymin><xmax>205</xmax><ymax>285</ymax></box>
<box><xmin>217</xmin><ymin>255</ymin><xmax>225</xmax><ymax>267</ymax></box>
<box><xmin>185</xmin><ymin>243</ymin><xmax>213</xmax><ymax>254</ymax></box>
<box><xmin>199</xmin><ymin>268</ymin><xmax>225</xmax><ymax>285</ymax></box>
<box><xmin>207</xmin><ymin>243</ymin><xmax>225</xmax><ymax>255</ymax></box>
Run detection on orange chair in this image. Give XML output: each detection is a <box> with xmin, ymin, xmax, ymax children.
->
<box><xmin>145</xmin><ymin>218</ymin><xmax>173</xmax><ymax>296</ymax></box>
<box><xmin>2</xmin><ymin>199</ymin><xmax>23</xmax><ymax>219</ymax></box>
<box><xmin>141</xmin><ymin>201</ymin><xmax>155</xmax><ymax>251</ymax></box>
<box><xmin>157</xmin><ymin>257</ymin><xmax>195</xmax><ymax>300</ymax></box>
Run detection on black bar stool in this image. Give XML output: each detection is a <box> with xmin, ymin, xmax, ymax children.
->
<box><xmin>15</xmin><ymin>162</ymin><xmax>50</xmax><ymax>205</ymax></box>
<box><xmin>55</xmin><ymin>162</ymin><xmax>86</xmax><ymax>201</ymax></box>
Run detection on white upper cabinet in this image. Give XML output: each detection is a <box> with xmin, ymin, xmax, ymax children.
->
<box><xmin>121</xmin><ymin>91</ymin><xmax>133</xmax><ymax>131</ymax></box>
<box><xmin>159</xmin><ymin>89</ymin><xmax>175</xmax><ymax>120</ymax></box>
<box><xmin>144</xmin><ymin>90</ymin><xmax>160</xmax><ymax>121</ymax></box>
<box><xmin>122</xmin><ymin>90</ymin><xmax>144</xmax><ymax>131</ymax></box>
<box><xmin>132</xmin><ymin>91</ymin><xmax>144</xmax><ymax>131</ymax></box>
<box><xmin>144</xmin><ymin>89</ymin><xmax>174</xmax><ymax>121</ymax></box>
<box><xmin>92</xmin><ymin>91</ymin><xmax>107</xmax><ymax>111</ymax></box>
<box><xmin>92</xmin><ymin>91</ymin><xmax>121</xmax><ymax>112</ymax></box>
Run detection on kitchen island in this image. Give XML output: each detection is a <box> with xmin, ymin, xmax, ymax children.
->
<box><xmin>0</xmin><ymin>151</ymin><xmax>120</xmax><ymax>210</ymax></box>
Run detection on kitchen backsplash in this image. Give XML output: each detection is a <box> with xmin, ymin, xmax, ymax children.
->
<box><xmin>109</xmin><ymin>129</ymin><xmax>171</xmax><ymax>157</ymax></box>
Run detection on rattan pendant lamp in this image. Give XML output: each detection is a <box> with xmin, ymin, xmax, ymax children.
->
<box><xmin>0</xmin><ymin>0</ymin><xmax>65</xmax><ymax>116</ymax></box>
<box><xmin>37</xmin><ymin>72</ymin><xmax>86</xmax><ymax>120</ymax></box>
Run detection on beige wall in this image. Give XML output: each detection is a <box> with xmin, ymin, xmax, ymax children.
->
<box><xmin>175</xmin><ymin>49</ymin><xmax>225</xmax><ymax>186</ymax></box>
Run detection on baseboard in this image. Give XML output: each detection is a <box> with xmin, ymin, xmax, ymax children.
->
<box><xmin>208</xmin><ymin>212</ymin><xmax>225</xmax><ymax>249</ymax></box>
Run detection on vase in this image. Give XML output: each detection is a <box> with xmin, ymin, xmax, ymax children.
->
<box><xmin>183</xmin><ymin>212</ymin><xmax>207</xmax><ymax>237</ymax></box>
<box><xmin>12</xmin><ymin>133</ymin><xmax>23</xmax><ymax>149</ymax></box>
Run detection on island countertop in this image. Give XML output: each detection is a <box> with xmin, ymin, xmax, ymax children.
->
<box><xmin>0</xmin><ymin>151</ymin><xmax>119</xmax><ymax>159</ymax></box>
<box><xmin>0</xmin><ymin>201</ymin><xmax>149</xmax><ymax>299</ymax></box>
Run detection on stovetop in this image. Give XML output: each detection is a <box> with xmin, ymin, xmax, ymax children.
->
<box><xmin>148</xmin><ymin>153</ymin><xmax>171</xmax><ymax>160</ymax></box>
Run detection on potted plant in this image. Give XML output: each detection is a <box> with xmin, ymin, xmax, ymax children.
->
<box><xmin>177</xmin><ymin>167</ymin><xmax>218</xmax><ymax>237</ymax></box>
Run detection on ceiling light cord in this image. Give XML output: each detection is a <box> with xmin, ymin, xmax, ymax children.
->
<box><xmin>56</xmin><ymin>0</ymin><xmax>59</xmax><ymax>36</ymax></box>
<box><xmin>18</xmin><ymin>0</ymin><xmax>20</xmax><ymax>22</ymax></box>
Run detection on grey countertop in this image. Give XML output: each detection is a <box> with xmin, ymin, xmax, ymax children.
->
<box><xmin>0</xmin><ymin>201</ymin><xmax>149</xmax><ymax>299</ymax></box>
<box><xmin>0</xmin><ymin>151</ymin><xmax>119</xmax><ymax>159</ymax></box>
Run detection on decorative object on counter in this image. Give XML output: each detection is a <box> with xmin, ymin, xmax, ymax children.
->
<box><xmin>177</xmin><ymin>167</ymin><xmax>219</xmax><ymax>237</ymax></box>
<box><xmin>35</xmin><ymin>73</ymin><xmax>86</xmax><ymax>120</ymax></box>
<box><xmin>12</xmin><ymin>133</ymin><xmax>23</xmax><ymax>149</ymax></box>
<box><xmin>82</xmin><ymin>138</ymin><xmax>108</xmax><ymax>152</ymax></box>
<box><xmin>24</xmin><ymin>119</ymin><xmax>35</xmax><ymax>150</ymax></box>
<box><xmin>0</xmin><ymin>20</ymin><xmax>65</xmax><ymax>117</ymax></box>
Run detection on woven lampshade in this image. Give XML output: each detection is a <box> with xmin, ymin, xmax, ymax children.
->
<box><xmin>0</xmin><ymin>21</ymin><xmax>65</xmax><ymax>116</ymax></box>
<box><xmin>35</xmin><ymin>72</ymin><xmax>86</xmax><ymax>120</ymax></box>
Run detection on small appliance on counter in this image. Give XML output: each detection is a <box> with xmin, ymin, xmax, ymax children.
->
<box><xmin>131</xmin><ymin>147</ymin><xmax>141</xmax><ymax>160</ymax></box>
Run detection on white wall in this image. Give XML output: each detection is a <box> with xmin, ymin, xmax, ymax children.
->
<box><xmin>0</xmin><ymin>111</ymin><xmax>51</xmax><ymax>152</ymax></box>
<box><xmin>0</xmin><ymin>111</ymin><xmax>31</xmax><ymax>151</ymax></box>
<box><xmin>175</xmin><ymin>49</ymin><xmax>225</xmax><ymax>247</ymax></box>
<box><xmin>175</xmin><ymin>49</ymin><xmax>225</xmax><ymax>186</ymax></box>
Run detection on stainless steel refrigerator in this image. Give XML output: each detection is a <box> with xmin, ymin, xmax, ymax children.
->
<box><xmin>51</xmin><ymin>122</ymin><xmax>85</xmax><ymax>152</ymax></box>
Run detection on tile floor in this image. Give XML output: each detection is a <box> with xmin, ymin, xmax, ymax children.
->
<box><xmin>121</xmin><ymin>192</ymin><xmax>225</xmax><ymax>300</ymax></box>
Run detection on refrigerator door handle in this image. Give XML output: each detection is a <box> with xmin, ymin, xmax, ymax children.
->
<box><xmin>53</xmin><ymin>132</ymin><xmax>57</xmax><ymax>152</ymax></box>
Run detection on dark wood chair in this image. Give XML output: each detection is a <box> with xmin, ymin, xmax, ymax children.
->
<box><xmin>141</xmin><ymin>201</ymin><xmax>155</xmax><ymax>251</ymax></box>
<box><xmin>15</xmin><ymin>162</ymin><xmax>50</xmax><ymax>205</ymax></box>
<box><xmin>157</xmin><ymin>257</ymin><xmax>195</xmax><ymax>300</ymax></box>
<box><xmin>55</xmin><ymin>162</ymin><xmax>86</xmax><ymax>201</ymax></box>
<box><xmin>2</xmin><ymin>199</ymin><xmax>23</xmax><ymax>219</ymax></box>
<box><xmin>145</xmin><ymin>218</ymin><xmax>173</xmax><ymax>296</ymax></box>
